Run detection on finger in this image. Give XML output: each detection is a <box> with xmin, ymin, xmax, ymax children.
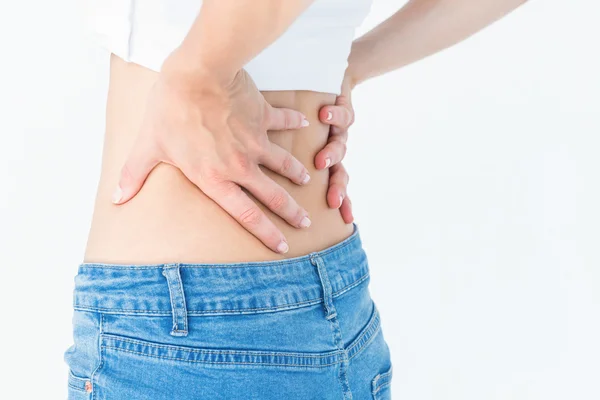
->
<box><xmin>326</xmin><ymin>163</ymin><xmax>353</xmax><ymax>223</ymax></box>
<box><xmin>315</xmin><ymin>138</ymin><xmax>347</xmax><ymax>170</ymax></box>
<box><xmin>113</xmin><ymin>140</ymin><xmax>161</xmax><ymax>205</ymax></box>
<box><xmin>240</xmin><ymin>171</ymin><xmax>311</xmax><ymax>230</ymax></box>
<box><xmin>197</xmin><ymin>179</ymin><xmax>291</xmax><ymax>254</ymax></box>
<box><xmin>261</xmin><ymin>143</ymin><xmax>311</xmax><ymax>185</ymax></box>
<box><xmin>340</xmin><ymin>197</ymin><xmax>354</xmax><ymax>224</ymax></box>
<box><xmin>266</xmin><ymin>105</ymin><xmax>310</xmax><ymax>131</ymax></box>
<box><xmin>319</xmin><ymin>104</ymin><xmax>353</xmax><ymax>130</ymax></box>
<box><xmin>326</xmin><ymin>164</ymin><xmax>349</xmax><ymax>209</ymax></box>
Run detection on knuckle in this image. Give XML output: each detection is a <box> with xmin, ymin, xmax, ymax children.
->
<box><xmin>230</xmin><ymin>150</ymin><xmax>253</xmax><ymax>175</ymax></box>
<box><xmin>193</xmin><ymin>164</ymin><xmax>222</xmax><ymax>185</ymax></box>
<box><xmin>345</xmin><ymin>109</ymin><xmax>354</xmax><ymax>127</ymax></box>
<box><xmin>338</xmin><ymin>142</ymin><xmax>348</xmax><ymax>158</ymax></box>
<box><xmin>262</xmin><ymin>103</ymin><xmax>273</xmax><ymax>126</ymax></box>
<box><xmin>280</xmin><ymin>155</ymin><xmax>294</xmax><ymax>175</ymax></box>
<box><xmin>283</xmin><ymin>113</ymin><xmax>293</xmax><ymax>130</ymax></box>
<box><xmin>239</xmin><ymin>207</ymin><xmax>263</xmax><ymax>226</ymax></box>
<box><xmin>247</xmin><ymin>138</ymin><xmax>267</xmax><ymax>159</ymax></box>
<box><xmin>267</xmin><ymin>192</ymin><xmax>287</xmax><ymax>211</ymax></box>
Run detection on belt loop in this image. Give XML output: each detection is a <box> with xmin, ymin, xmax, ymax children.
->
<box><xmin>310</xmin><ymin>254</ymin><xmax>338</xmax><ymax>320</ymax></box>
<box><xmin>162</xmin><ymin>264</ymin><xmax>189</xmax><ymax>337</ymax></box>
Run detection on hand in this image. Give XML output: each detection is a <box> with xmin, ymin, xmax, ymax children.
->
<box><xmin>113</xmin><ymin>64</ymin><xmax>312</xmax><ymax>254</ymax></box>
<box><xmin>316</xmin><ymin>75</ymin><xmax>355</xmax><ymax>224</ymax></box>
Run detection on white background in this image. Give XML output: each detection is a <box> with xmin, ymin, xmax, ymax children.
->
<box><xmin>1</xmin><ymin>0</ymin><xmax>599</xmax><ymax>399</ymax></box>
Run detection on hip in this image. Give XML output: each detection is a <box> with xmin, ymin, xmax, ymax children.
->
<box><xmin>66</xmin><ymin>228</ymin><xmax>393</xmax><ymax>399</ymax></box>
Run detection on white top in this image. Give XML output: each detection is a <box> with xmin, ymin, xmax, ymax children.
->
<box><xmin>90</xmin><ymin>0</ymin><xmax>372</xmax><ymax>95</ymax></box>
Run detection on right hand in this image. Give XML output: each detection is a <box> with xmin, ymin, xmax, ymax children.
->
<box><xmin>112</xmin><ymin>65</ymin><xmax>312</xmax><ymax>254</ymax></box>
<box><xmin>316</xmin><ymin>73</ymin><xmax>356</xmax><ymax>224</ymax></box>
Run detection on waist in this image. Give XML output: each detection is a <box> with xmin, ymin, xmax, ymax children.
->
<box><xmin>76</xmin><ymin>227</ymin><xmax>368</xmax><ymax>316</ymax></box>
<box><xmin>84</xmin><ymin>54</ymin><xmax>353</xmax><ymax>264</ymax></box>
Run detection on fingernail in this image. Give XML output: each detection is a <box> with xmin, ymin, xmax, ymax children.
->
<box><xmin>112</xmin><ymin>186</ymin><xmax>122</xmax><ymax>204</ymax></box>
<box><xmin>277</xmin><ymin>241</ymin><xmax>289</xmax><ymax>254</ymax></box>
<box><xmin>299</xmin><ymin>216</ymin><xmax>311</xmax><ymax>228</ymax></box>
<box><xmin>327</xmin><ymin>111</ymin><xmax>333</xmax><ymax>121</ymax></box>
<box><xmin>301</xmin><ymin>119</ymin><xmax>310</xmax><ymax>127</ymax></box>
<box><xmin>324</xmin><ymin>158</ymin><xmax>331</xmax><ymax>168</ymax></box>
<box><xmin>302</xmin><ymin>173</ymin><xmax>311</xmax><ymax>184</ymax></box>
<box><xmin>338</xmin><ymin>195</ymin><xmax>344</xmax><ymax>208</ymax></box>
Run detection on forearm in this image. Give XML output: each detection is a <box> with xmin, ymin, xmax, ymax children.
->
<box><xmin>163</xmin><ymin>0</ymin><xmax>313</xmax><ymax>82</ymax></box>
<box><xmin>348</xmin><ymin>0</ymin><xmax>528</xmax><ymax>86</ymax></box>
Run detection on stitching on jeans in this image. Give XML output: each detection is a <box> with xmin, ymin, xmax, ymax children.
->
<box><xmin>173</xmin><ymin>268</ymin><xmax>188</xmax><ymax>332</ymax></box>
<box><xmin>331</xmin><ymin>273</ymin><xmax>369</xmax><ymax>298</ymax></box>
<box><xmin>91</xmin><ymin>313</ymin><xmax>104</xmax><ymax>400</ymax></box>
<box><xmin>347</xmin><ymin>307</ymin><xmax>380</xmax><ymax>354</ymax></box>
<box><xmin>101</xmin><ymin>345</ymin><xmax>341</xmax><ymax>368</ymax></box>
<box><xmin>313</xmin><ymin>255</ymin><xmax>352</xmax><ymax>399</ymax></box>
<box><xmin>162</xmin><ymin>267</ymin><xmax>188</xmax><ymax>333</ymax></box>
<box><xmin>73</xmin><ymin>272</ymin><xmax>370</xmax><ymax>315</ymax></box>
<box><xmin>372</xmin><ymin>368</ymin><xmax>393</xmax><ymax>394</ymax></box>
<box><xmin>102</xmin><ymin>334</ymin><xmax>344</xmax><ymax>358</ymax></box>
<box><xmin>348</xmin><ymin>323</ymin><xmax>380</xmax><ymax>361</ymax></box>
<box><xmin>373</xmin><ymin>380</ymin><xmax>392</xmax><ymax>395</ymax></box>
<box><xmin>68</xmin><ymin>371</ymin><xmax>88</xmax><ymax>392</ymax></box>
<box><xmin>68</xmin><ymin>383</ymin><xmax>87</xmax><ymax>393</ymax></box>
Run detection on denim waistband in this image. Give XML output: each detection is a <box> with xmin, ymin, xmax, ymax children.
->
<box><xmin>73</xmin><ymin>226</ymin><xmax>369</xmax><ymax>317</ymax></box>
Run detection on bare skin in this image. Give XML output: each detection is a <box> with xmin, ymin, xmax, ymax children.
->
<box><xmin>84</xmin><ymin>55</ymin><xmax>353</xmax><ymax>264</ymax></box>
<box><xmin>85</xmin><ymin>0</ymin><xmax>529</xmax><ymax>264</ymax></box>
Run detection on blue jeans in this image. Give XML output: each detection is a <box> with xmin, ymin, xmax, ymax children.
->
<box><xmin>64</xmin><ymin>227</ymin><xmax>393</xmax><ymax>399</ymax></box>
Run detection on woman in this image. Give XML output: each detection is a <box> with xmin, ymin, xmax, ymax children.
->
<box><xmin>65</xmin><ymin>1</ymin><xmax>528</xmax><ymax>398</ymax></box>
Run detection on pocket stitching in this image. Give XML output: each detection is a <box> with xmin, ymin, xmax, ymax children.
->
<box><xmin>68</xmin><ymin>371</ymin><xmax>89</xmax><ymax>393</ymax></box>
<box><xmin>89</xmin><ymin>313</ymin><xmax>106</xmax><ymax>400</ymax></box>
<box><xmin>102</xmin><ymin>344</ymin><xmax>341</xmax><ymax>367</ymax></box>
<box><xmin>372</xmin><ymin>367</ymin><xmax>393</xmax><ymax>396</ymax></box>
<box><xmin>102</xmin><ymin>333</ymin><xmax>343</xmax><ymax>358</ymax></box>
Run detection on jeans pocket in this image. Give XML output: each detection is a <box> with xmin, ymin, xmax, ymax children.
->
<box><xmin>371</xmin><ymin>365</ymin><xmax>393</xmax><ymax>399</ymax></box>
<box><xmin>64</xmin><ymin>311</ymin><xmax>102</xmax><ymax>399</ymax></box>
<box><xmin>67</xmin><ymin>371</ymin><xmax>92</xmax><ymax>400</ymax></box>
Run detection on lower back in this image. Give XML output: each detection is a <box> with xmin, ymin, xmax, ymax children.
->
<box><xmin>83</xmin><ymin>54</ymin><xmax>353</xmax><ymax>264</ymax></box>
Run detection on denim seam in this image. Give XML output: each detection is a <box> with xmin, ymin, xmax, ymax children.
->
<box><xmin>372</xmin><ymin>368</ymin><xmax>393</xmax><ymax>395</ymax></box>
<box><xmin>68</xmin><ymin>383</ymin><xmax>87</xmax><ymax>393</ymax></box>
<box><xmin>162</xmin><ymin>265</ymin><xmax>189</xmax><ymax>336</ymax></box>
<box><xmin>101</xmin><ymin>345</ymin><xmax>342</xmax><ymax>368</ymax></box>
<box><xmin>347</xmin><ymin>307</ymin><xmax>381</xmax><ymax>361</ymax></box>
<box><xmin>91</xmin><ymin>313</ymin><xmax>104</xmax><ymax>400</ymax></box>
<box><xmin>348</xmin><ymin>324</ymin><xmax>380</xmax><ymax>362</ymax></box>
<box><xmin>373</xmin><ymin>381</ymin><xmax>392</xmax><ymax>395</ymax></box>
<box><xmin>347</xmin><ymin>307</ymin><xmax>379</xmax><ymax>354</ymax></box>
<box><xmin>68</xmin><ymin>371</ymin><xmax>89</xmax><ymax>392</ymax></box>
<box><xmin>311</xmin><ymin>255</ymin><xmax>352</xmax><ymax>400</ymax></box>
<box><xmin>73</xmin><ymin>272</ymin><xmax>370</xmax><ymax>315</ymax></box>
<box><xmin>94</xmin><ymin>301</ymin><xmax>380</xmax><ymax>370</ymax></box>
<box><xmin>102</xmin><ymin>334</ymin><xmax>344</xmax><ymax>358</ymax></box>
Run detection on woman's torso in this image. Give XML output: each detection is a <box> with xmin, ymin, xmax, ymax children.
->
<box><xmin>84</xmin><ymin>0</ymin><xmax>373</xmax><ymax>263</ymax></box>
<box><xmin>84</xmin><ymin>55</ymin><xmax>354</xmax><ymax>264</ymax></box>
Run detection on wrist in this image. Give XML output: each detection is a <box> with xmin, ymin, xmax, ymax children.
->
<box><xmin>345</xmin><ymin>45</ymin><xmax>369</xmax><ymax>89</ymax></box>
<box><xmin>343</xmin><ymin>64</ymin><xmax>361</xmax><ymax>92</ymax></box>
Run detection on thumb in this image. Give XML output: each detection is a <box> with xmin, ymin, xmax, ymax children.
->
<box><xmin>265</xmin><ymin>105</ymin><xmax>310</xmax><ymax>131</ymax></box>
<box><xmin>112</xmin><ymin>142</ymin><xmax>160</xmax><ymax>205</ymax></box>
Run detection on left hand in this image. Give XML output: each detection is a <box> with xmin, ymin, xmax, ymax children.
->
<box><xmin>315</xmin><ymin>76</ymin><xmax>355</xmax><ymax>224</ymax></box>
